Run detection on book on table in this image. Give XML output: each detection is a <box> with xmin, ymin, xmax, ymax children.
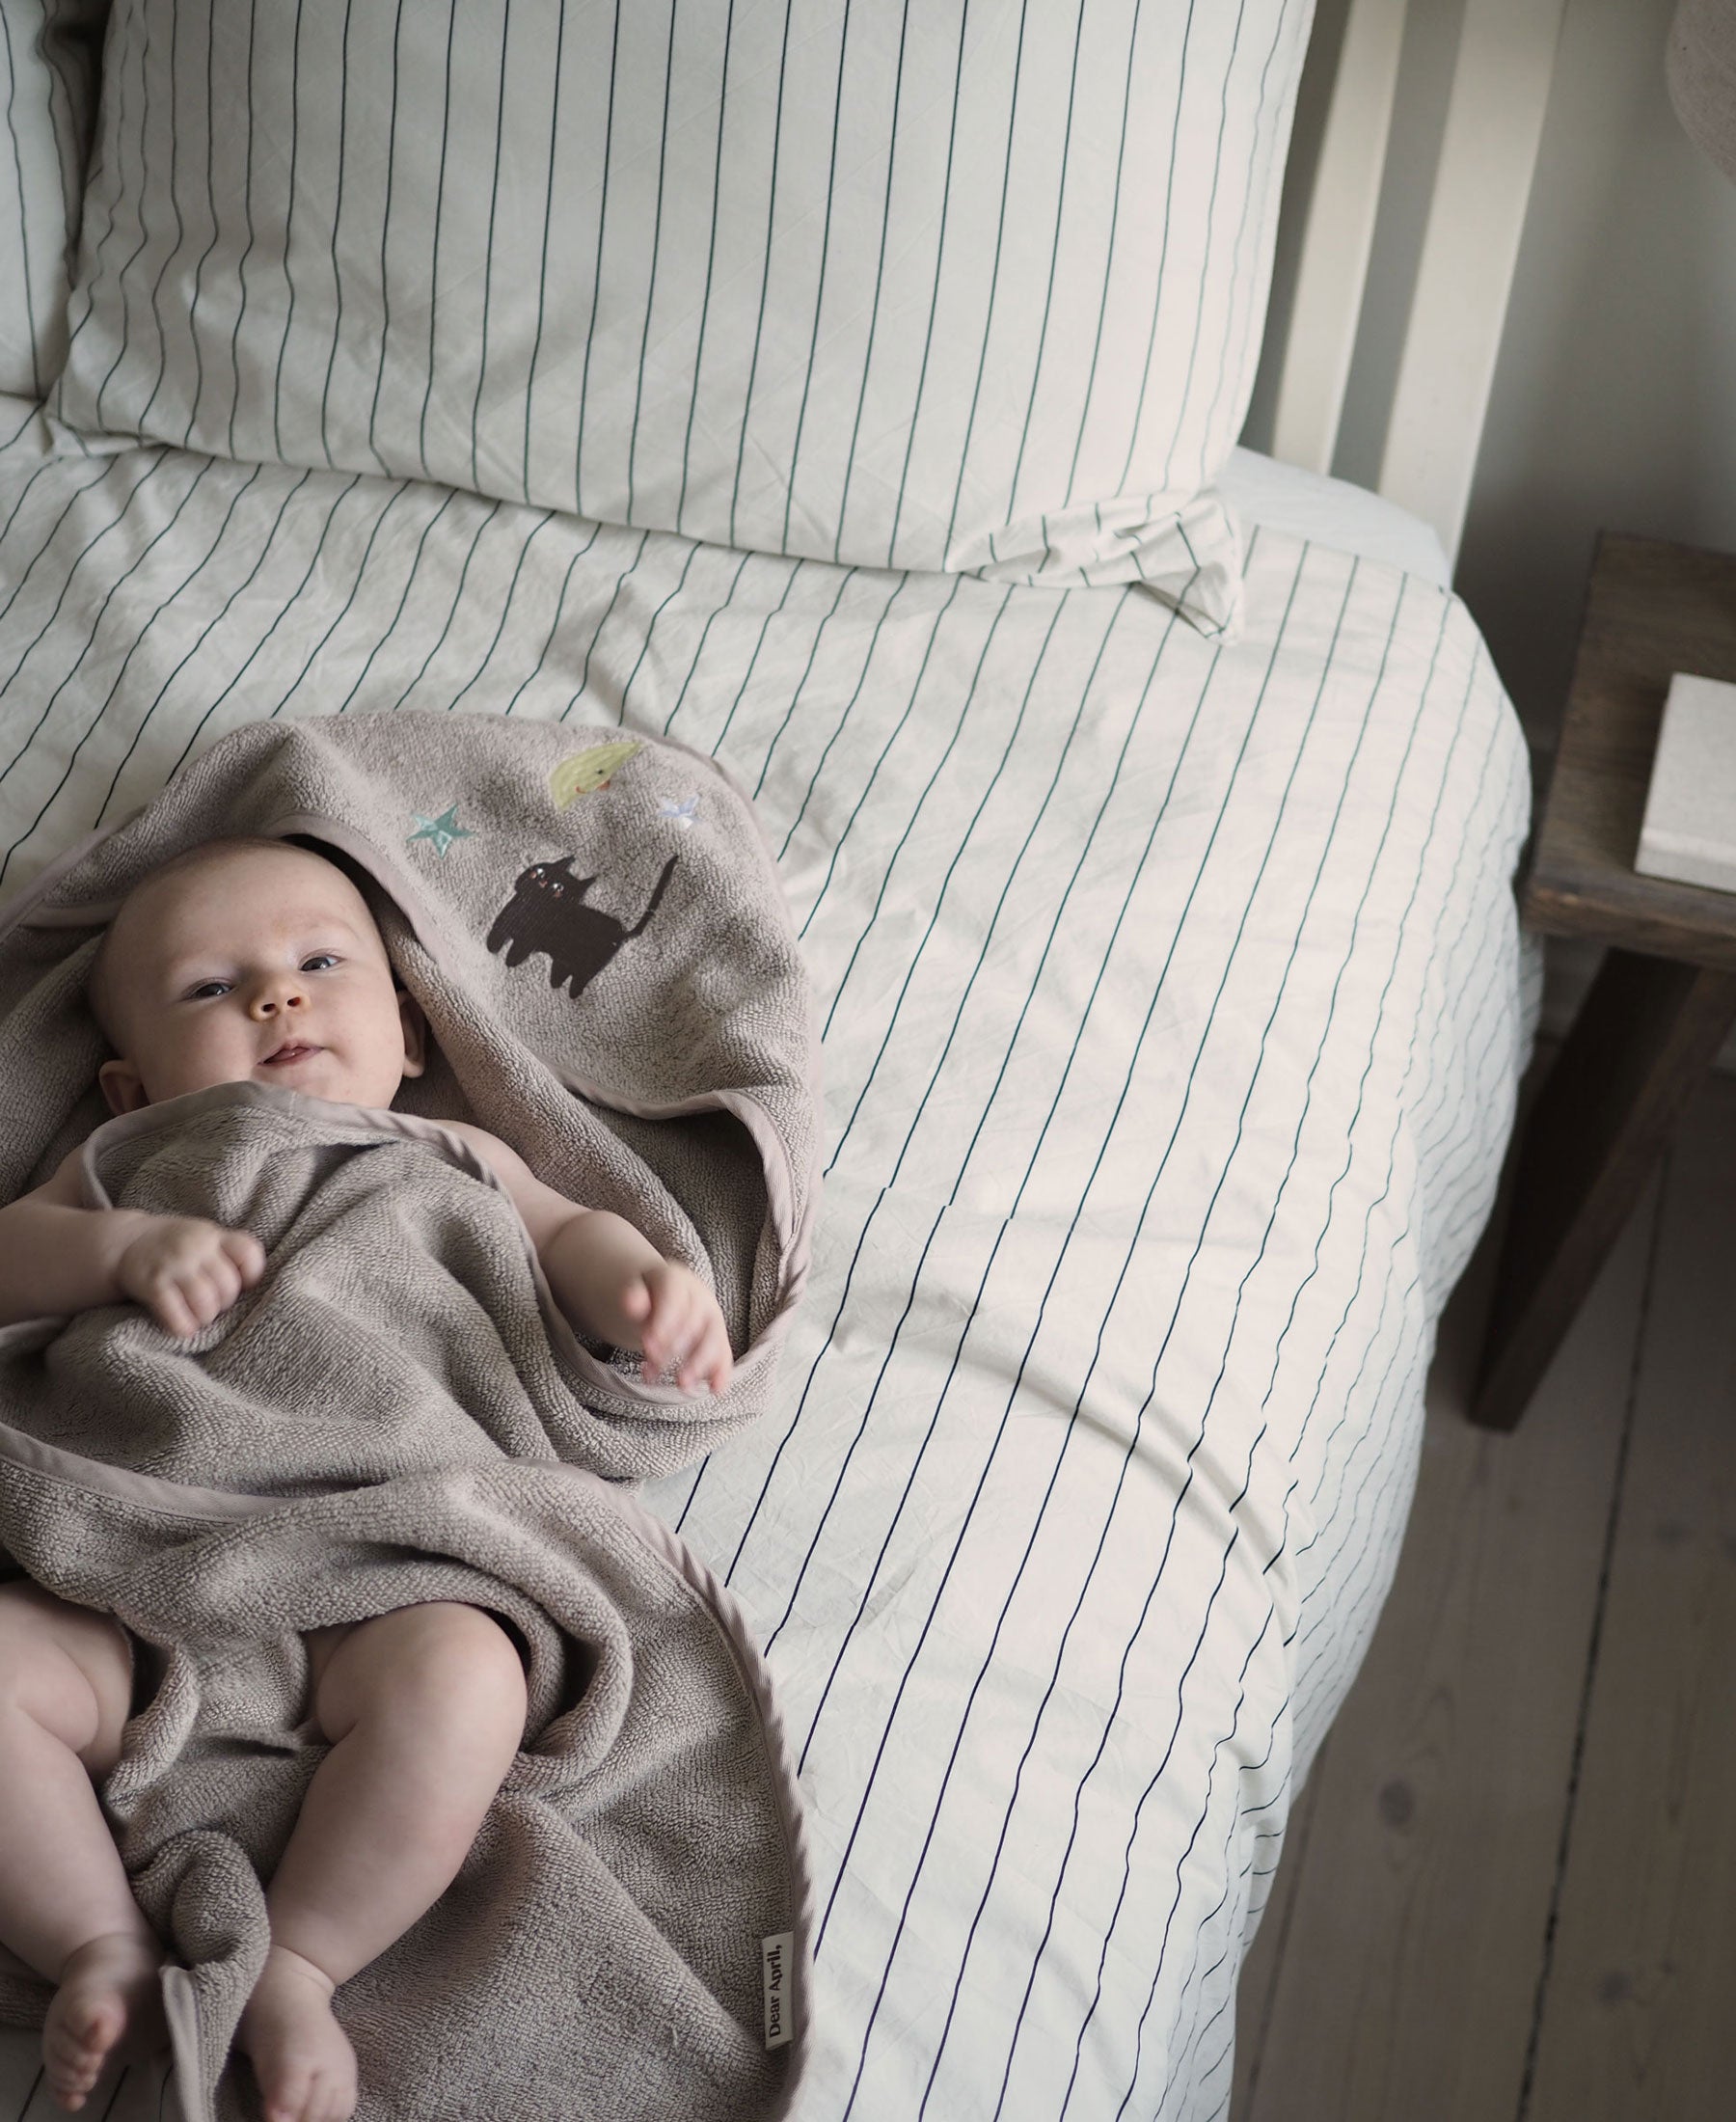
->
<box><xmin>1636</xmin><ymin>671</ymin><xmax>1736</xmax><ymax>895</ymax></box>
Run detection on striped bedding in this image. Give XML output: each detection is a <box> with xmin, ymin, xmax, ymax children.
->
<box><xmin>41</xmin><ymin>0</ymin><xmax>1312</xmax><ymax>635</ymax></box>
<box><xmin>0</xmin><ymin>442</ymin><xmax>1538</xmax><ymax>2120</ymax></box>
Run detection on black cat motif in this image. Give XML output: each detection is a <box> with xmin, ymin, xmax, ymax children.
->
<box><xmin>486</xmin><ymin>855</ymin><xmax>679</xmax><ymax>999</ymax></box>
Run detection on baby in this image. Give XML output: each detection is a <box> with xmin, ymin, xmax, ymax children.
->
<box><xmin>0</xmin><ymin>834</ymin><xmax>734</xmax><ymax>2122</ymax></box>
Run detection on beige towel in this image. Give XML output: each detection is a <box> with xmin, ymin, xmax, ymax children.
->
<box><xmin>0</xmin><ymin>710</ymin><xmax>822</xmax><ymax>1462</ymax></box>
<box><xmin>0</xmin><ymin>711</ymin><xmax>822</xmax><ymax>2118</ymax></box>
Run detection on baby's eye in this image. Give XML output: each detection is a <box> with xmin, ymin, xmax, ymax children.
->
<box><xmin>183</xmin><ymin>954</ymin><xmax>337</xmax><ymax>998</ymax></box>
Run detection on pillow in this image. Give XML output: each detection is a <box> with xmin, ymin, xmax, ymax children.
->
<box><xmin>50</xmin><ymin>0</ymin><xmax>1315</xmax><ymax>636</ymax></box>
<box><xmin>0</xmin><ymin>0</ymin><xmax>107</xmax><ymax>412</ymax></box>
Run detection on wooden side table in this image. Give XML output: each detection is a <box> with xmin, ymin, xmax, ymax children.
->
<box><xmin>1472</xmin><ymin>532</ymin><xmax>1736</xmax><ymax>1432</ymax></box>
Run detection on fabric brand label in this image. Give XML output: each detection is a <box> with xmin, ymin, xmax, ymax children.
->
<box><xmin>761</xmin><ymin>1931</ymin><xmax>794</xmax><ymax>2050</ymax></box>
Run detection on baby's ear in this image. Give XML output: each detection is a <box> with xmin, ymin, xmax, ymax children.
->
<box><xmin>97</xmin><ymin>1056</ymin><xmax>149</xmax><ymax>1117</ymax></box>
<box><xmin>397</xmin><ymin>989</ymin><xmax>429</xmax><ymax>1078</ymax></box>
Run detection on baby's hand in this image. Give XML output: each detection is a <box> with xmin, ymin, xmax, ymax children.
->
<box><xmin>619</xmin><ymin>1263</ymin><xmax>734</xmax><ymax>1396</ymax></box>
<box><xmin>116</xmin><ymin>1215</ymin><xmax>267</xmax><ymax>1342</ymax></box>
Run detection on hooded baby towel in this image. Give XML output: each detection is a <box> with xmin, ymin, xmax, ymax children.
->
<box><xmin>0</xmin><ymin>713</ymin><xmax>822</xmax><ymax>2118</ymax></box>
<box><xmin>0</xmin><ymin>710</ymin><xmax>822</xmax><ymax>1466</ymax></box>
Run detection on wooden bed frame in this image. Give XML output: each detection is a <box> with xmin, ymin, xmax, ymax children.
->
<box><xmin>1267</xmin><ymin>0</ymin><xmax>1570</xmax><ymax>574</ymax></box>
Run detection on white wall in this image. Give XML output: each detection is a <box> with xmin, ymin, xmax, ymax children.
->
<box><xmin>1454</xmin><ymin>0</ymin><xmax>1736</xmax><ymax>758</ymax></box>
<box><xmin>1244</xmin><ymin>0</ymin><xmax>1736</xmax><ymax>1052</ymax></box>
<box><xmin>1460</xmin><ymin>0</ymin><xmax>1736</xmax><ymax>1052</ymax></box>
<box><xmin>1245</xmin><ymin>0</ymin><xmax>1736</xmax><ymax>756</ymax></box>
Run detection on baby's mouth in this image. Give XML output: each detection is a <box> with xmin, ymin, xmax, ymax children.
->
<box><xmin>262</xmin><ymin>1042</ymin><xmax>322</xmax><ymax>1067</ymax></box>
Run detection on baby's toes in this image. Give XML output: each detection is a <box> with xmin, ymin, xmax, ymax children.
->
<box><xmin>44</xmin><ymin>2045</ymin><xmax>98</xmax><ymax>2110</ymax></box>
<box><xmin>45</xmin><ymin>1992</ymin><xmax>122</xmax><ymax>2106</ymax></box>
<box><xmin>281</xmin><ymin>2061</ymin><xmax>355</xmax><ymax>2122</ymax></box>
<box><xmin>269</xmin><ymin>2051</ymin><xmax>358</xmax><ymax>2122</ymax></box>
<box><xmin>241</xmin><ymin>1952</ymin><xmax>357</xmax><ymax>2122</ymax></box>
<box><xmin>259</xmin><ymin>2067</ymin><xmax>306</xmax><ymax>2122</ymax></box>
<box><xmin>320</xmin><ymin>2067</ymin><xmax>360</xmax><ymax>2122</ymax></box>
<box><xmin>53</xmin><ymin>1984</ymin><xmax>117</xmax><ymax>2051</ymax></box>
<box><xmin>261</xmin><ymin>2066</ymin><xmax>318</xmax><ymax>2122</ymax></box>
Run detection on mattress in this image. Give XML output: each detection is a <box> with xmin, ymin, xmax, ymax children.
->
<box><xmin>1217</xmin><ymin>449</ymin><xmax>1454</xmax><ymax>590</ymax></box>
<box><xmin>0</xmin><ymin>442</ymin><xmax>1538</xmax><ymax>2120</ymax></box>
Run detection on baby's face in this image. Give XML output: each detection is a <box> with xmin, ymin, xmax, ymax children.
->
<box><xmin>95</xmin><ymin>845</ymin><xmax>426</xmax><ymax>1117</ymax></box>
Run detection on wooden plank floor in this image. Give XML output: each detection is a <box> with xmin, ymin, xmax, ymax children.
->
<box><xmin>1234</xmin><ymin>1051</ymin><xmax>1736</xmax><ymax>2121</ymax></box>
<box><xmin>8</xmin><ymin>1050</ymin><xmax>1735</xmax><ymax>2120</ymax></box>
<box><xmin>0</xmin><ymin>2044</ymin><xmax>168</xmax><ymax>2120</ymax></box>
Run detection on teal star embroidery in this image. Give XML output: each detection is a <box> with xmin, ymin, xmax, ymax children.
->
<box><xmin>407</xmin><ymin>803</ymin><xmax>474</xmax><ymax>857</ymax></box>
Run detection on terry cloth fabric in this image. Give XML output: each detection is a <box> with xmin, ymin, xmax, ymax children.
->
<box><xmin>0</xmin><ymin>710</ymin><xmax>822</xmax><ymax>2118</ymax></box>
<box><xmin>0</xmin><ymin>1080</ymin><xmax>813</xmax><ymax>2122</ymax></box>
<box><xmin>0</xmin><ymin>710</ymin><xmax>822</xmax><ymax>1472</ymax></box>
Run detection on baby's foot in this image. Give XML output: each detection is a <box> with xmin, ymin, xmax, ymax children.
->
<box><xmin>236</xmin><ymin>1945</ymin><xmax>357</xmax><ymax>2122</ymax></box>
<box><xmin>42</xmin><ymin>1930</ymin><xmax>166</xmax><ymax>2112</ymax></box>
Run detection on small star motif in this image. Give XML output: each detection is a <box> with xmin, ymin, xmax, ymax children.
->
<box><xmin>407</xmin><ymin>803</ymin><xmax>474</xmax><ymax>857</ymax></box>
<box><xmin>659</xmin><ymin>796</ymin><xmax>699</xmax><ymax>830</ymax></box>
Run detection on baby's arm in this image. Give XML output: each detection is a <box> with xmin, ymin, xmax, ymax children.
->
<box><xmin>0</xmin><ymin>1148</ymin><xmax>265</xmax><ymax>1338</ymax></box>
<box><xmin>445</xmin><ymin>1123</ymin><xmax>734</xmax><ymax>1395</ymax></box>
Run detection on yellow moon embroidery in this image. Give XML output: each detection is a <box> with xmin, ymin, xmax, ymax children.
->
<box><xmin>549</xmin><ymin>740</ymin><xmax>643</xmax><ymax>807</ymax></box>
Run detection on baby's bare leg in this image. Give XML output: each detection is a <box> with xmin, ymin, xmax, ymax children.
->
<box><xmin>237</xmin><ymin>1602</ymin><xmax>527</xmax><ymax>2122</ymax></box>
<box><xmin>0</xmin><ymin>1580</ymin><xmax>164</xmax><ymax>2113</ymax></box>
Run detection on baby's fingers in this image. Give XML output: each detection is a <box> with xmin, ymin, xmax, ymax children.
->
<box><xmin>672</xmin><ymin>1309</ymin><xmax>733</xmax><ymax>1396</ymax></box>
<box><xmin>636</xmin><ymin>1274</ymin><xmax>688</xmax><ymax>1346</ymax></box>
<box><xmin>174</xmin><ymin>1268</ymin><xmax>231</xmax><ymax>1339</ymax></box>
<box><xmin>638</xmin><ymin>1289</ymin><xmax>698</xmax><ymax>1382</ymax></box>
<box><xmin>150</xmin><ymin>1286</ymin><xmax>203</xmax><ymax>1341</ymax></box>
<box><xmin>679</xmin><ymin>1342</ymin><xmax>732</xmax><ymax>1398</ymax></box>
<box><xmin>696</xmin><ymin>1319</ymin><xmax>734</xmax><ymax>1396</ymax></box>
<box><xmin>221</xmin><ymin>1229</ymin><xmax>267</xmax><ymax>1284</ymax></box>
<box><xmin>637</xmin><ymin>1310</ymin><xmax>688</xmax><ymax>1378</ymax></box>
<box><xmin>159</xmin><ymin>1254</ymin><xmax>253</xmax><ymax>1341</ymax></box>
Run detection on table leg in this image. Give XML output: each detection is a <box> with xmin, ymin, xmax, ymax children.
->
<box><xmin>1471</xmin><ymin>948</ymin><xmax>1736</xmax><ymax>1432</ymax></box>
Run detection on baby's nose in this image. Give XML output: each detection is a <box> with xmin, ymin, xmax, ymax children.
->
<box><xmin>247</xmin><ymin>974</ymin><xmax>306</xmax><ymax>1019</ymax></box>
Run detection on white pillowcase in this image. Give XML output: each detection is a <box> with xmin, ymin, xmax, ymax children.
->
<box><xmin>0</xmin><ymin>0</ymin><xmax>106</xmax><ymax>415</ymax></box>
<box><xmin>52</xmin><ymin>0</ymin><xmax>1315</xmax><ymax>637</ymax></box>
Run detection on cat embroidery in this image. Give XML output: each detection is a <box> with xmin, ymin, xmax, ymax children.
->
<box><xmin>486</xmin><ymin>855</ymin><xmax>679</xmax><ymax>999</ymax></box>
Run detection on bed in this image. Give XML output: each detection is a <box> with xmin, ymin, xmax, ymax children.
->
<box><xmin>0</xmin><ymin>0</ymin><xmax>1548</xmax><ymax>2115</ymax></box>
